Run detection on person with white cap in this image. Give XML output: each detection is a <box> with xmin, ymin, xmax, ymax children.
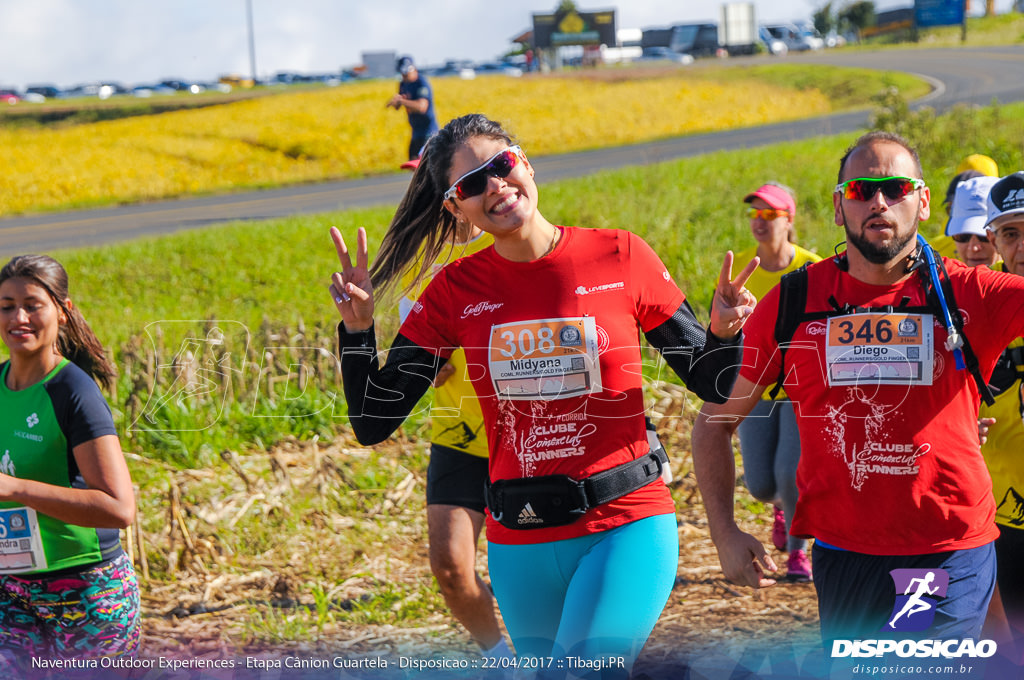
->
<box><xmin>979</xmin><ymin>171</ymin><xmax>1024</xmax><ymax>647</ymax></box>
<box><xmin>931</xmin><ymin>154</ymin><xmax>1000</xmax><ymax>260</ymax></box>
<box><xmin>734</xmin><ymin>182</ymin><xmax>820</xmax><ymax>582</ymax></box>
<box><xmin>387</xmin><ymin>55</ymin><xmax>439</xmax><ymax>162</ymax></box>
<box><xmin>948</xmin><ymin>176</ymin><xmax>1001</xmax><ymax>268</ymax></box>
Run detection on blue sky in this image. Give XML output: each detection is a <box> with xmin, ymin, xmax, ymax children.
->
<box><xmin>0</xmin><ymin>0</ymin><xmax>1014</xmax><ymax>90</ymax></box>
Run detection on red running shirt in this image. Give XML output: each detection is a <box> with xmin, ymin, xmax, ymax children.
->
<box><xmin>739</xmin><ymin>256</ymin><xmax>1024</xmax><ymax>554</ymax></box>
<box><xmin>400</xmin><ymin>227</ymin><xmax>683</xmax><ymax>545</ymax></box>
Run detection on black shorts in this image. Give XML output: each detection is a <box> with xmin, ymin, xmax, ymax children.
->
<box><xmin>426</xmin><ymin>443</ymin><xmax>489</xmax><ymax>513</ymax></box>
<box><xmin>409</xmin><ymin>135</ymin><xmax>430</xmax><ymax>161</ymax></box>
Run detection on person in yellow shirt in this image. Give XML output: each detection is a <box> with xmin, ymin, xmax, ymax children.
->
<box><xmin>932</xmin><ymin>154</ymin><xmax>1001</xmax><ymax>259</ymax></box>
<box><xmin>397</xmin><ymin>219</ymin><xmax>511</xmax><ymax>660</ymax></box>
<box><xmin>979</xmin><ymin>172</ymin><xmax>1024</xmax><ymax>647</ymax></box>
<box><xmin>735</xmin><ymin>183</ymin><xmax>821</xmax><ymax>582</ymax></box>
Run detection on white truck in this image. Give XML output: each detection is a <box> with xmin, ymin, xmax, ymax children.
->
<box><xmin>719</xmin><ymin>2</ymin><xmax>758</xmax><ymax>56</ymax></box>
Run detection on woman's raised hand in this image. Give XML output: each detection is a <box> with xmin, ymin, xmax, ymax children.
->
<box><xmin>709</xmin><ymin>251</ymin><xmax>759</xmax><ymax>340</ymax></box>
<box><xmin>329</xmin><ymin>227</ymin><xmax>375</xmax><ymax>332</ymax></box>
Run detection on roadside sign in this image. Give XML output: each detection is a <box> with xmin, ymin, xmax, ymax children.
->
<box><xmin>915</xmin><ymin>0</ymin><xmax>965</xmax><ymax>28</ymax></box>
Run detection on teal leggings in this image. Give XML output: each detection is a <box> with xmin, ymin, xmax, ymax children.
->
<box><xmin>488</xmin><ymin>513</ymin><xmax>678</xmax><ymax>679</ymax></box>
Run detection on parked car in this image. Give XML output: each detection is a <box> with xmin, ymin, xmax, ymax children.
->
<box><xmin>205</xmin><ymin>80</ymin><xmax>235</xmax><ymax>93</ymax></box>
<box><xmin>824</xmin><ymin>30</ymin><xmax>847</xmax><ymax>48</ymax></box>
<box><xmin>638</xmin><ymin>46</ymin><xmax>695</xmax><ymax>65</ymax></box>
<box><xmin>25</xmin><ymin>84</ymin><xmax>62</xmax><ymax>100</ymax></box>
<box><xmin>132</xmin><ymin>83</ymin><xmax>176</xmax><ymax>97</ymax></box>
<box><xmin>669</xmin><ymin>23</ymin><xmax>721</xmax><ymax>58</ymax></box>
<box><xmin>474</xmin><ymin>61</ymin><xmax>523</xmax><ymax>77</ymax></box>
<box><xmin>764</xmin><ymin>24</ymin><xmax>808</xmax><ymax>52</ymax></box>
<box><xmin>0</xmin><ymin>88</ymin><xmax>20</xmax><ymax>105</ymax></box>
<box><xmin>424</xmin><ymin>61</ymin><xmax>476</xmax><ymax>79</ymax></box>
<box><xmin>759</xmin><ymin>26</ymin><xmax>788</xmax><ymax>56</ymax></box>
<box><xmin>97</xmin><ymin>82</ymin><xmax>129</xmax><ymax>99</ymax></box>
<box><xmin>63</xmin><ymin>83</ymin><xmax>101</xmax><ymax>98</ymax></box>
<box><xmin>794</xmin><ymin>22</ymin><xmax>826</xmax><ymax>50</ymax></box>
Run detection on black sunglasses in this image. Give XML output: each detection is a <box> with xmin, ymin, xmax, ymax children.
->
<box><xmin>444</xmin><ymin>146</ymin><xmax>522</xmax><ymax>201</ymax></box>
<box><xmin>834</xmin><ymin>176</ymin><xmax>925</xmax><ymax>202</ymax></box>
<box><xmin>951</xmin><ymin>233</ymin><xmax>987</xmax><ymax>244</ymax></box>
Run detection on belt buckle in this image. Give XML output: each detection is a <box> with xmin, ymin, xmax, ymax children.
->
<box><xmin>568</xmin><ymin>478</ymin><xmax>590</xmax><ymax>516</ymax></box>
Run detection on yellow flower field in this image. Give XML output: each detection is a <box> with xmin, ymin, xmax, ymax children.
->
<box><xmin>0</xmin><ymin>71</ymin><xmax>835</xmax><ymax>216</ymax></box>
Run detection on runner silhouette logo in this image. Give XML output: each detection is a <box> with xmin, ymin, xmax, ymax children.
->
<box><xmin>883</xmin><ymin>568</ymin><xmax>949</xmax><ymax>633</ymax></box>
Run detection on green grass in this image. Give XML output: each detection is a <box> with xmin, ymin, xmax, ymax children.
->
<box><xmin>683</xmin><ymin>64</ymin><xmax>930</xmax><ymax>110</ymax></box>
<box><xmin>862</xmin><ymin>11</ymin><xmax>1024</xmax><ymax>48</ymax></box>
<box><xmin>1</xmin><ymin>94</ymin><xmax>1007</xmax><ymax>467</ymax></box>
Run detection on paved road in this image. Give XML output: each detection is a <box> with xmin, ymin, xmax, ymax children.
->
<box><xmin>3</xmin><ymin>45</ymin><xmax>1023</xmax><ymax>255</ymax></box>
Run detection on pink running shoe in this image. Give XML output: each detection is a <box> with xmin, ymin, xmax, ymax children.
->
<box><xmin>786</xmin><ymin>548</ymin><xmax>812</xmax><ymax>582</ymax></box>
<box><xmin>772</xmin><ymin>505</ymin><xmax>787</xmax><ymax>552</ymax></box>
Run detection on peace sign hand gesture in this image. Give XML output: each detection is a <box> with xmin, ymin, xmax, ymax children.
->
<box><xmin>709</xmin><ymin>251</ymin><xmax>759</xmax><ymax>341</ymax></box>
<box><xmin>329</xmin><ymin>226</ymin><xmax>375</xmax><ymax>332</ymax></box>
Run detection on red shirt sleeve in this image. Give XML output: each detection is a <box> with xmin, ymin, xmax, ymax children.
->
<box><xmin>739</xmin><ymin>283</ymin><xmax>784</xmax><ymax>387</ymax></box>
<box><xmin>396</xmin><ymin>269</ymin><xmax>457</xmax><ymax>359</ymax></box>
<box><xmin>973</xmin><ymin>264</ymin><xmax>1024</xmax><ymax>353</ymax></box>
<box><xmin>627</xmin><ymin>232</ymin><xmax>686</xmax><ymax>332</ymax></box>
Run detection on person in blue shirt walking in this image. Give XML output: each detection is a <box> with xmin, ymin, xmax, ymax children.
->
<box><xmin>388</xmin><ymin>55</ymin><xmax>440</xmax><ymax>161</ymax></box>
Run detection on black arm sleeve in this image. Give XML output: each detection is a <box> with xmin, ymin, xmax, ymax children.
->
<box><xmin>642</xmin><ymin>301</ymin><xmax>742</xmax><ymax>404</ymax></box>
<box><xmin>338</xmin><ymin>323</ymin><xmax>449</xmax><ymax>445</ymax></box>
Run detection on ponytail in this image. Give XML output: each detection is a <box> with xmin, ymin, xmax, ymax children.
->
<box><xmin>370</xmin><ymin>113</ymin><xmax>513</xmax><ymax>298</ymax></box>
<box><xmin>0</xmin><ymin>255</ymin><xmax>116</xmax><ymax>391</ymax></box>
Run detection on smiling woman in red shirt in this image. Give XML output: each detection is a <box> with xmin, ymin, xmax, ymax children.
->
<box><xmin>328</xmin><ymin>113</ymin><xmax>758</xmax><ymax>676</ymax></box>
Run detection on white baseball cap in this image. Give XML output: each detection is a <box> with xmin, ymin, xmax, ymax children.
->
<box><xmin>947</xmin><ymin>176</ymin><xmax>998</xmax><ymax>238</ymax></box>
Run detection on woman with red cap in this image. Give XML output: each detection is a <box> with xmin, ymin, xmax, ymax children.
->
<box><xmin>734</xmin><ymin>182</ymin><xmax>821</xmax><ymax>582</ymax></box>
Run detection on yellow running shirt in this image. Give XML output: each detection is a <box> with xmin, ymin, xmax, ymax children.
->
<box><xmin>399</xmin><ymin>232</ymin><xmax>493</xmax><ymax>458</ymax></box>
<box><xmin>735</xmin><ymin>244</ymin><xmax>822</xmax><ymax>400</ymax></box>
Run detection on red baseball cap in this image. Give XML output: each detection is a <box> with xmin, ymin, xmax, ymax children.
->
<box><xmin>744</xmin><ymin>184</ymin><xmax>795</xmax><ymax>215</ymax></box>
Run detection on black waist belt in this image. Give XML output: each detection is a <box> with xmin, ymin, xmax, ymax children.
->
<box><xmin>485</xmin><ymin>447</ymin><xmax>669</xmax><ymax>530</ymax></box>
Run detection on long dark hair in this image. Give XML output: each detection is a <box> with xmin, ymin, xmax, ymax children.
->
<box><xmin>0</xmin><ymin>255</ymin><xmax>116</xmax><ymax>390</ymax></box>
<box><xmin>370</xmin><ymin>113</ymin><xmax>514</xmax><ymax>298</ymax></box>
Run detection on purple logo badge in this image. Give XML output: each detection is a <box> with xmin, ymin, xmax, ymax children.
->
<box><xmin>883</xmin><ymin>569</ymin><xmax>949</xmax><ymax>632</ymax></box>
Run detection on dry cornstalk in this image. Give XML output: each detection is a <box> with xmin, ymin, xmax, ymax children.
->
<box><xmin>134</xmin><ymin>519</ymin><xmax>150</xmax><ymax>580</ymax></box>
<box><xmin>220</xmin><ymin>449</ymin><xmax>254</xmax><ymax>493</ymax></box>
<box><xmin>228</xmin><ymin>492</ymin><xmax>264</xmax><ymax>528</ymax></box>
<box><xmin>269</xmin><ymin>452</ymin><xmax>291</xmax><ymax>488</ymax></box>
<box><xmin>167</xmin><ymin>483</ymin><xmax>181</xmax><ymax>576</ymax></box>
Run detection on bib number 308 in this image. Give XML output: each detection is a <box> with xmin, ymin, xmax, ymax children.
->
<box><xmin>498</xmin><ymin>327</ymin><xmax>556</xmax><ymax>358</ymax></box>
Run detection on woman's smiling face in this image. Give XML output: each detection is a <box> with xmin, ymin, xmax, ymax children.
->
<box><xmin>0</xmin><ymin>277</ymin><xmax>65</xmax><ymax>358</ymax></box>
<box><xmin>444</xmin><ymin>136</ymin><xmax>538</xmax><ymax>240</ymax></box>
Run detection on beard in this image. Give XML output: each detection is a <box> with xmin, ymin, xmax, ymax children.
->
<box><xmin>843</xmin><ymin>209</ymin><xmax>918</xmax><ymax>265</ymax></box>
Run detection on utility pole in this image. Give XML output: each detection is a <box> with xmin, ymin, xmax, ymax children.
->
<box><xmin>962</xmin><ymin>0</ymin><xmax>968</xmax><ymax>42</ymax></box>
<box><xmin>246</xmin><ymin>0</ymin><xmax>257</xmax><ymax>84</ymax></box>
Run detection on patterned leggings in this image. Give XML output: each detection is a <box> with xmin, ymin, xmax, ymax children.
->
<box><xmin>0</xmin><ymin>553</ymin><xmax>141</xmax><ymax>663</ymax></box>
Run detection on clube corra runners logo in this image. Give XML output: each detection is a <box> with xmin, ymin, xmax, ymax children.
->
<box><xmin>831</xmin><ymin>569</ymin><xmax>997</xmax><ymax>659</ymax></box>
